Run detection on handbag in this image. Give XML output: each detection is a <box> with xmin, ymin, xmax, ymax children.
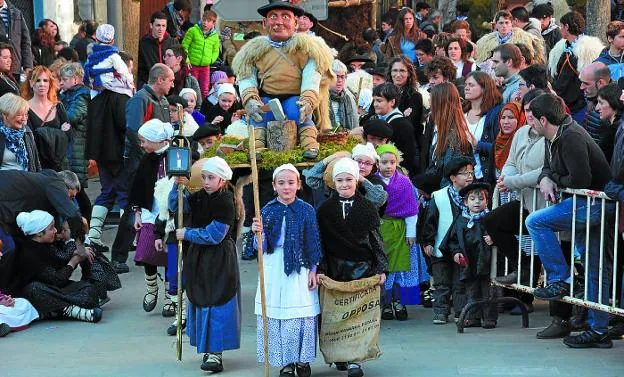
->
<box><xmin>33</xmin><ymin>103</ymin><xmax>69</xmax><ymax>171</ymax></box>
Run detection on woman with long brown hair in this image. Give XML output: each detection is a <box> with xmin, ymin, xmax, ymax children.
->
<box><xmin>419</xmin><ymin>82</ymin><xmax>473</xmax><ymax>189</ymax></box>
<box><xmin>383</xmin><ymin>7</ymin><xmax>426</xmax><ymax>64</ymax></box>
<box><xmin>386</xmin><ymin>56</ymin><xmax>423</xmax><ymax>135</ymax></box>
<box><xmin>22</xmin><ymin>66</ymin><xmax>70</xmax><ymax>171</ymax></box>
<box><xmin>31</xmin><ymin>25</ymin><xmax>56</xmax><ymax>67</ymax></box>
<box><xmin>462</xmin><ymin>71</ymin><xmax>503</xmax><ymax>185</ymax></box>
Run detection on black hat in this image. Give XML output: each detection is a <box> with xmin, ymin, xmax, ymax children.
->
<box><xmin>459</xmin><ymin>182</ymin><xmax>491</xmax><ymax>198</ymax></box>
<box><xmin>444</xmin><ymin>156</ymin><xmax>474</xmax><ymax>178</ymax></box>
<box><xmin>345</xmin><ymin>54</ymin><xmax>374</xmax><ymax>65</ymax></box>
<box><xmin>166</xmin><ymin>95</ymin><xmax>188</xmax><ymax>109</ymax></box>
<box><xmin>258</xmin><ymin>0</ymin><xmax>304</xmax><ymax>17</ymax></box>
<box><xmin>531</xmin><ymin>3</ymin><xmax>554</xmax><ymax>18</ymax></box>
<box><xmin>363</xmin><ymin>119</ymin><xmax>393</xmax><ymax>139</ymax></box>
<box><xmin>302</xmin><ymin>11</ymin><xmax>318</xmax><ymax>26</ymax></box>
<box><xmin>367</xmin><ymin>64</ymin><xmax>388</xmax><ymax>77</ymax></box>
<box><xmin>193</xmin><ymin>125</ymin><xmax>221</xmax><ymax>141</ymax></box>
<box><xmin>415</xmin><ymin>2</ymin><xmax>431</xmax><ymax>11</ymax></box>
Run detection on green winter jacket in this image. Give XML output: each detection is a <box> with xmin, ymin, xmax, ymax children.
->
<box><xmin>181</xmin><ymin>25</ymin><xmax>220</xmax><ymax>67</ymax></box>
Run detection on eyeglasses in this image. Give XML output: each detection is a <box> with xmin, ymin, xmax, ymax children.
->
<box><xmin>457</xmin><ymin>171</ymin><xmax>475</xmax><ymax>177</ymax></box>
<box><xmin>335</xmin><ymin>74</ymin><xmax>347</xmax><ymax>80</ymax></box>
<box><xmin>355</xmin><ymin>159</ymin><xmax>374</xmax><ymax>167</ymax></box>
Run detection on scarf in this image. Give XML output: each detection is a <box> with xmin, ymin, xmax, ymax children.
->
<box><xmin>462</xmin><ymin>207</ymin><xmax>489</xmax><ymax>229</ymax></box>
<box><xmin>497</xmin><ymin>32</ymin><xmax>513</xmax><ymax>44</ymax></box>
<box><xmin>83</xmin><ymin>44</ymin><xmax>119</xmax><ymax>87</ymax></box>
<box><xmin>378</xmin><ymin>170</ymin><xmax>419</xmax><ymax>218</ymax></box>
<box><xmin>168</xmin><ymin>2</ymin><xmax>184</xmax><ymax>39</ymax></box>
<box><xmin>494</xmin><ymin>102</ymin><xmax>526</xmax><ymax>170</ymax></box>
<box><xmin>329</xmin><ymin>89</ymin><xmax>358</xmax><ymax>130</ymax></box>
<box><xmin>448</xmin><ymin>185</ymin><xmax>464</xmax><ymax>209</ymax></box>
<box><xmin>261</xmin><ymin>198</ymin><xmax>322</xmax><ymax>275</ymax></box>
<box><xmin>269</xmin><ymin>37</ymin><xmax>293</xmax><ymax>49</ymax></box>
<box><xmin>0</xmin><ymin>124</ymin><xmax>28</xmax><ymax>169</ymax></box>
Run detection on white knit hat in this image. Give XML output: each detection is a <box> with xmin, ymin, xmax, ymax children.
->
<box><xmin>332</xmin><ymin>157</ymin><xmax>360</xmax><ymax>181</ymax></box>
<box><xmin>96</xmin><ymin>24</ymin><xmax>115</xmax><ymax>44</ymax></box>
<box><xmin>217</xmin><ymin>83</ymin><xmax>237</xmax><ymax>98</ymax></box>
<box><xmin>202</xmin><ymin>156</ymin><xmax>233</xmax><ymax>180</ymax></box>
<box><xmin>272</xmin><ymin>163</ymin><xmax>300</xmax><ymax>180</ymax></box>
<box><xmin>351</xmin><ymin>142</ymin><xmax>379</xmax><ymax>162</ymax></box>
<box><xmin>16</xmin><ymin>210</ymin><xmax>54</xmax><ymax>236</ymax></box>
<box><xmin>138</xmin><ymin>119</ymin><xmax>175</xmax><ymax>142</ymax></box>
<box><xmin>179</xmin><ymin>88</ymin><xmax>198</xmax><ymax>100</ymax></box>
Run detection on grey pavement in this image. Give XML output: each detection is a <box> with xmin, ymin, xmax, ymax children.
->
<box><xmin>2</xmin><ymin>180</ymin><xmax>624</xmax><ymax>377</ymax></box>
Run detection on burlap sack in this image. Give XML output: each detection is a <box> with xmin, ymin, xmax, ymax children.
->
<box><xmin>318</xmin><ymin>275</ymin><xmax>382</xmax><ymax>364</ymax></box>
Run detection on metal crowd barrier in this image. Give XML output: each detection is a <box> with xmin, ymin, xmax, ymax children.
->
<box><xmin>457</xmin><ymin>186</ymin><xmax>624</xmax><ymax>333</ymax></box>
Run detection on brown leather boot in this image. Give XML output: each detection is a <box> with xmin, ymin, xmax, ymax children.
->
<box><xmin>298</xmin><ymin>125</ymin><xmax>319</xmax><ymax>159</ymax></box>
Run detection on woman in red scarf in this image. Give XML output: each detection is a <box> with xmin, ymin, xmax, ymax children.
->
<box><xmin>493</xmin><ymin>102</ymin><xmax>525</xmax><ymax>174</ymax></box>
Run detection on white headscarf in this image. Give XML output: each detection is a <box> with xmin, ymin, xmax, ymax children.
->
<box><xmin>351</xmin><ymin>142</ymin><xmax>379</xmax><ymax>162</ymax></box>
<box><xmin>332</xmin><ymin>157</ymin><xmax>360</xmax><ymax>181</ymax></box>
<box><xmin>217</xmin><ymin>83</ymin><xmax>237</xmax><ymax>98</ymax></box>
<box><xmin>16</xmin><ymin>210</ymin><xmax>54</xmax><ymax>235</ymax></box>
<box><xmin>202</xmin><ymin>157</ymin><xmax>233</xmax><ymax>180</ymax></box>
<box><xmin>178</xmin><ymin>88</ymin><xmax>198</xmax><ymax>101</ymax></box>
<box><xmin>272</xmin><ymin>163</ymin><xmax>300</xmax><ymax>180</ymax></box>
<box><xmin>138</xmin><ymin>119</ymin><xmax>175</xmax><ymax>142</ymax></box>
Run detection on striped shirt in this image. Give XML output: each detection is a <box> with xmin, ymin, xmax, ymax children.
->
<box><xmin>0</xmin><ymin>4</ymin><xmax>8</xmax><ymax>34</ymax></box>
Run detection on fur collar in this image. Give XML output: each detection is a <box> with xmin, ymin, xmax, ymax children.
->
<box><xmin>548</xmin><ymin>35</ymin><xmax>605</xmax><ymax>77</ymax></box>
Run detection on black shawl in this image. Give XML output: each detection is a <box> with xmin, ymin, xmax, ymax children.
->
<box><xmin>129</xmin><ymin>152</ymin><xmax>164</xmax><ymax>211</ymax></box>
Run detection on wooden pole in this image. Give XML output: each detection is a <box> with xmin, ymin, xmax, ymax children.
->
<box><xmin>370</xmin><ymin>0</ymin><xmax>377</xmax><ymax>30</ymax></box>
<box><xmin>248</xmin><ymin>120</ymin><xmax>270</xmax><ymax>377</ymax></box>
<box><xmin>176</xmin><ymin>104</ymin><xmax>186</xmax><ymax>362</ymax></box>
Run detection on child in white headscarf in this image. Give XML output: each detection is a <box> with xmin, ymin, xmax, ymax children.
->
<box><xmin>128</xmin><ymin>119</ymin><xmax>175</xmax><ymax>315</ymax></box>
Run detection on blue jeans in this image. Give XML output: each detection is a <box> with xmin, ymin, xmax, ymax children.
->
<box><xmin>251</xmin><ymin>96</ymin><xmax>314</xmax><ymax>129</ymax></box>
<box><xmin>526</xmin><ymin>197</ymin><xmax>614</xmax><ymax>332</ymax></box>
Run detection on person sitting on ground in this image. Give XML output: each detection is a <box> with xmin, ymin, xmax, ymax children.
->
<box><xmin>11</xmin><ymin>210</ymin><xmax>102</xmax><ymax>323</ymax></box>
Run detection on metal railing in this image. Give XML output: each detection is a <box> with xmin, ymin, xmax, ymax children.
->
<box><xmin>457</xmin><ymin>186</ymin><xmax>624</xmax><ymax>333</ymax></box>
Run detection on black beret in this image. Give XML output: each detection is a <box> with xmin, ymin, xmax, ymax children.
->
<box><xmin>459</xmin><ymin>182</ymin><xmax>491</xmax><ymax>198</ymax></box>
<box><xmin>444</xmin><ymin>156</ymin><xmax>475</xmax><ymax>178</ymax></box>
<box><xmin>531</xmin><ymin>3</ymin><xmax>554</xmax><ymax>18</ymax></box>
<box><xmin>192</xmin><ymin>125</ymin><xmax>221</xmax><ymax>141</ymax></box>
<box><xmin>363</xmin><ymin>119</ymin><xmax>393</xmax><ymax>139</ymax></box>
<box><xmin>166</xmin><ymin>95</ymin><xmax>188</xmax><ymax>109</ymax></box>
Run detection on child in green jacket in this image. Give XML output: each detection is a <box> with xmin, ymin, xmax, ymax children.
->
<box><xmin>181</xmin><ymin>10</ymin><xmax>220</xmax><ymax>100</ymax></box>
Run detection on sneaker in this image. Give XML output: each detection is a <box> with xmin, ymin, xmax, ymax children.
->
<box><xmin>381</xmin><ymin>304</ymin><xmax>394</xmax><ymax>320</ymax></box>
<box><xmin>111</xmin><ymin>261</ymin><xmax>129</xmax><ymax>274</ymax></box>
<box><xmin>510</xmin><ymin>303</ymin><xmax>533</xmax><ymax>315</ymax></box>
<box><xmin>393</xmin><ymin>301</ymin><xmax>408</xmax><ymax>321</ymax></box>
<box><xmin>563</xmin><ymin>329</ymin><xmax>613</xmax><ymax>349</ymax></box>
<box><xmin>432</xmin><ymin>313</ymin><xmax>447</xmax><ymax>324</ymax></box>
<box><xmin>201</xmin><ymin>353</ymin><xmax>223</xmax><ymax>372</ymax></box>
<box><xmin>536</xmin><ymin>318</ymin><xmax>571</xmax><ymax>339</ymax></box>
<box><xmin>347</xmin><ymin>363</ymin><xmax>363</xmax><ymax>377</ymax></box>
<box><xmin>533</xmin><ymin>281</ymin><xmax>570</xmax><ymax>300</ymax></box>
<box><xmin>608</xmin><ymin>322</ymin><xmax>624</xmax><ymax>340</ymax></box>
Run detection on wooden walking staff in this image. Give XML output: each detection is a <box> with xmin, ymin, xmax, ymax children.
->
<box><xmin>176</xmin><ymin>104</ymin><xmax>186</xmax><ymax>361</ymax></box>
<box><xmin>248</xmin><ymin>116</ymin><xmax>270</xmax><ymax>377</ymax></box>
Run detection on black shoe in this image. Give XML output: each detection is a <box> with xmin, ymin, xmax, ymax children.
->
<box><xmin>167</xmin><ymin>320</ymin><xmax>186</xmax><ymax>336</ymax></box>
<box><xmin>279</xmin><ymin>363</ymin><xmax>295</xmax><ymax>377</ymax></box>
<box><xmin>334</xmin><ymin>362</ymin><xmax>348</xmax><ymax>371</ymax></box>
<box><xmin>563</xmin><ymin>329</ymin><xmax>613</xmax><ymax>348</ymax></box>
<box><xmin>89</xmin><ymin>242</ymin><xmax>109</xmax><ymax>254</ymax></box>
<box><xmin>533</xmin><ymin>281</ymin><xmax>570</xmax><ymax>300</ymax></box>
<box><xmin>112</xmin><ymin>261</ymin><xmax>129</xmax><ymax>274</ymax></box>
<box><xmin>536</xmin><ymin>318</ymin><xmax>571</xmax><ymax>339</ymax></box>
<box><xmin>295</xmin><ymin>363</ymin><xmax>311</xmax><ymax>377</ymax></box>
<box><xmin>393</xmin><ymin>301</ymin><xmax>408</xmax><ymax>321</ymax></box>
<box><xmin>381</xmin><ymin>304</ymin><xmax>394</xmax><ymax>320</ymax></box>
<box><xmin>608</xmin><ymin>322</ymin><xmax>624</xmax><ymax>340</ymax></box>
<box><xmin>347</xmin><ymin>364</ymin><xmax>364</xmax><ymax>377</ymax></box>
<box><xmin>241</xmin><ymin>253</ymin><xmax>257</xmax><ymax>261</ymax></box>
<box><xmin>0</xmin><ymin>323</ymin><xmax>10</xmax><ymax>337</ymax></box>
<box><xmin>201</xmin><ymin>353</ymin><xmax>223</xmax><ymax>372</ymax></box>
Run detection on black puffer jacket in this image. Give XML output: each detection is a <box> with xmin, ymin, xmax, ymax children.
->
<box><xmin>60</xmin><ymin>85</ymin><xmax>90</xmax><ymax>186</ymax></box>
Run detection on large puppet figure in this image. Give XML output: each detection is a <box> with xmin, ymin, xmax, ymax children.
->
<box><xmin>232</xmin><ymin>0</ymin><xmax>335</xmax><ymax>159</ymax></box>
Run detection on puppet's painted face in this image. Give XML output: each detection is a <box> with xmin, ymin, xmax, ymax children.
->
<box><xmin>264</xmin><ymin>9</ymin><xmax>298</xmax><ymax>41</ymax></box>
